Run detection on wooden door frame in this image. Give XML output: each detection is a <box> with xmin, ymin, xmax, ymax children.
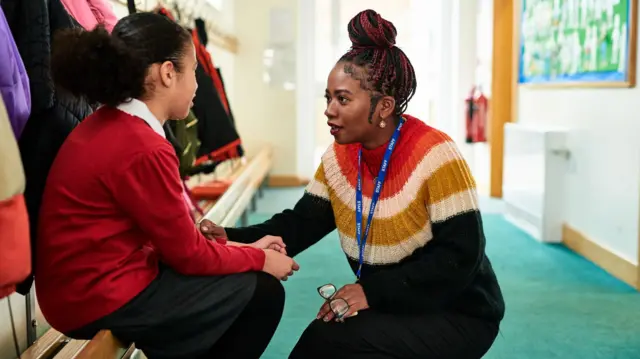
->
<box><xmin>489</xmin><ymin>0</ymin><xmax>519</xmax><ymax>198</ymax></box>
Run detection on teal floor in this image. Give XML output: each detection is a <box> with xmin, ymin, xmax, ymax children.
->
<box><xmin>247</xmin><ymin>188</ymin><xmax>640</xmax><ymax>359</ymax></box>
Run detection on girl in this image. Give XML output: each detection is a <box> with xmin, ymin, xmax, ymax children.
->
<box><xmin>36</xmin><ymin>12</ymin><xmax>297</xmax><ymax>359</ymax></box>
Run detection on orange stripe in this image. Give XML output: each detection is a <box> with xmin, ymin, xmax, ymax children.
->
<box><xmin>333</xmin><ymin>128</ymin><xmax>451</xmax><ymax>200</ymax></box>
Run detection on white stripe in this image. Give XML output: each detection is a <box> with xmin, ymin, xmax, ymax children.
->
<box><xmin>338</xmin><ymin>224</ymin><xmax>433</xmax><ymax>265</ymax></box>
<box><xmin>428</xmin><ymin>188</ymin><xmax>479</xmax><ymax>223</ymax></box>
<box><xmin>305</xmin><ymin>177</ymin><xmax>330</xmax><ymax>200</ymax></box>
<box><xmin>322</xmin><ymin>141</ymin><xmax>472</xmax><ymax>219</ymax></box>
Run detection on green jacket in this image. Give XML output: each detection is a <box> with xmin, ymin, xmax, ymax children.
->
<box><xmin>169</xmin><ymin>111</ymin><xmax>201</xmax><ymax>177</ymax></box>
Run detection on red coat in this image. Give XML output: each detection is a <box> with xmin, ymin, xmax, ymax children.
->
<box><xmin>0</xmin><ymin>98</ymin><xmax>30</xmax><ymax>299</ymax></box>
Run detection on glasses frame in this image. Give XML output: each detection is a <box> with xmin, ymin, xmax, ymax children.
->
<box><xmin>317</xmin><ymin>283</ymin><xmax>350</xmax><ymax>320</ymax></box>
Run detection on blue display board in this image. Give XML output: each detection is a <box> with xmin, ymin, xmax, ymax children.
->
<box><xmin>518</xmin><ymin>0</ymin><xmax>636</xmax><ymax>87</ymax></box>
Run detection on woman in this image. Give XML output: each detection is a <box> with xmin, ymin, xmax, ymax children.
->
<box><xmin>35</xmin><ymin>13</ymin><xmax>298</xmax><ymax>359</ymax></box>
<box><xmin>206</xmin><ymin>9</ymin><xmax>505</xmax><ymax>359</ymax></box>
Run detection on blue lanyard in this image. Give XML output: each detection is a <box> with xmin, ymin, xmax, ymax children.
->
<box><xmin>355</xmin><ymin>118</ymin><xmax>405</xmax><ymax>278</ymax></box>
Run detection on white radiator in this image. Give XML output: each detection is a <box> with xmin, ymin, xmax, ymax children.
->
<box><xmin>502</xmin><ymin>123</ymin><xmax>569</xmax><ymax>243</ymax></box>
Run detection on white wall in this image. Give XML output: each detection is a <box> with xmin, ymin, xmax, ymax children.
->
<box><xmin>233</xmin><ymin>0</ymin><xmax>299</xmax><ymax>176</ymax></box>
<box><xmin>516</xmin><ymin>15</ymin><xmax>640</xmax><ymax>264</ymax></box>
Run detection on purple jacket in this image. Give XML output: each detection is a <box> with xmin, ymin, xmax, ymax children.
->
<box><xmin>0</xmin><ymin>7</ymin><xmax>30</xmax><ymax>139</ymax></box>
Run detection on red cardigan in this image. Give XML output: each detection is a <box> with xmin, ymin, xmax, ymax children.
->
<box><xmin>35</xmin><ymin>106</ymin><xmax>265</xmax><ymax>333</ymax></box>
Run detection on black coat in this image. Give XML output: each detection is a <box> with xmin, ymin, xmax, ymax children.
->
<box><xmin>2</xmin><ymin>0</ymin><xmax>93</xmax><ymax>294</ymax></box>
<box><xmin>192</xmin><ymin>62</ymin><xmax>243</xmax><ymax>161</ymax></box>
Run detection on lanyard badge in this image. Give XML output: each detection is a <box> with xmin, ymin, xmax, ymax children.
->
<box><xmin>355</xmin><ymin>118</ymin><xmax>404</xmax><ymax>278</ymax></box>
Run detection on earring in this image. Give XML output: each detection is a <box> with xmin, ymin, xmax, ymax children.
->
<box><xmin>379</xmin><ymin>120</ymin><xmax>386</xmax><ymax>129</ymax></box>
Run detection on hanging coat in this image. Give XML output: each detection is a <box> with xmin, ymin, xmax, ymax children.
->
<box><xmin>60</xmin><ymin>0</ymin><xmax>118</xmax><ymax>32</ymax></box>
<box><xmin>0</xmin><ymin>7</ymin><xmax>30</xmax><ymax>139</ymax></box>
<box><xmin>168</xmin><ymin>112</ymin><xmax>202</xmax><ymax>178</ymax></box>
<box><xmin>215</xmin><ymin>67</ymin><xmax>236</xmax><ymax>128</ymax></box>
<box><xmin>192</xmin><ymin>63</ymin><xmax>243</xmax><ymax>163</ymax></box>
<box><xmin>0</xmin><ymin>97</ymin><xmax>30</xmax><ymax>299</ymax></box>
<box><xmin>2</xmin><ymin>0</ymin><xmax>94</xmax><ymax>294</ymax></box>
<box><xmin>153</xmin><ymin>8</ymin><xmax>243</xmax><ymax>164</ymax></box>
<box><xmin>191</xmin><ymin>26</ymin><xmax>244</xmax><ymax>163</ymax></box>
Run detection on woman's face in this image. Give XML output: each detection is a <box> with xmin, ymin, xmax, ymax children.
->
<box><xmin>166</xmin><ymin>42</ymin><xmax>198</xmax><ymax>120</ymax></box>
<box><xmin>324</xmin><ymin>62</ymin><xmax>376</xmax><ymax>145</ymax></box>
<box><xmin>324</xmin><ymin>62</ymin><xmax>395</xmax><ymax>146</ymax></box>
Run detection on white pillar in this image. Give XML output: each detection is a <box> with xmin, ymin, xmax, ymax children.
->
<box><xmin>436</xmin><ymin>0</ymin><xmax>456</xmax><ymax>138</ymax></box>
<box><xmin>296</xmin><ymin>0</ymin><xmax>316</xmax><ymax>180</ymax></box>
<box><xmin>420</xmin><ymin>0</ymin><xmax>478</xmax><ymax>145</ymax></box>
<box><xmin>451</xmin><ymin>0</ymin><xmax>479</xmax><ymax>145</ymax></box>
<box><xmin>331</xmin><ymin>0</ymin><xmax>341</xmax><ymax>60</ymax></box>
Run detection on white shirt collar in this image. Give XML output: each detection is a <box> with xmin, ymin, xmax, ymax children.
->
<box><xmin>116</xmin><ymin>99</ymin><xmax>166</xmax><ymax>138</ymax></box>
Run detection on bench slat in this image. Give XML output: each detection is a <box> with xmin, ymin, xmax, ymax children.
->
<box><xmin>18</xmin><ymin>329</ymin><xmax>66</xmax><ymax>359</ymax></box>
<box><xmin>72</xmin><ymin>330</ymin><xmax>131</xmax><ymax>359</ymax></box>
<box><xmin>53</xmin><ymin>340</ymin><xmax>88</xmax><ymax>359</ymax></box>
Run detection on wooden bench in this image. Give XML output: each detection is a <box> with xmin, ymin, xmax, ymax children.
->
<box><xmin>17</xmin><ymin>329</ymin><xmax>138</xmax><ymax>359</ymax></box>
<box><xmin>191</xmin><ymin>146</ymin><xmax>273</xmax><ymax>225</ymax></box>
<box><xmin>202</xmin><ymin>146</ymin><xmax>273</xmax><ymax>227</ymax></box>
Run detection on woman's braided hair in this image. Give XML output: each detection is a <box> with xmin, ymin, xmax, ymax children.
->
<box><xmin>338</xmin><ymin>9</ymin><xmax>417</xmax><ymax>122</ymax></box>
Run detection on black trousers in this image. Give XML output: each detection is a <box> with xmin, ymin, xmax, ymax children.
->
<box><xmin>68</xmin><ymin>267</ymin><xmax>284</xmax><ymax>359</ymax></box>
<box><xmin>288</xmin><ymin>310</ymin><xmax>499</xmax><ymax>359</ymax></box>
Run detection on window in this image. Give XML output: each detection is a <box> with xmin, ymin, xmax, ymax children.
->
<box><xmin>207</xmin><ymin>0</ymin><xmax>223</xmax><ymax>11</ymax></box>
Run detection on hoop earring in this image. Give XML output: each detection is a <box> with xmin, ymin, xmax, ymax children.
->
<box><xmin>379</xmin><ymin>120</ymin><xmax>387</xmax><ymax>129</ymax></box>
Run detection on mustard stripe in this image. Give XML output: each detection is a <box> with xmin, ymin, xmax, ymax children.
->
<box><xmin>306</xmin><ymin>163</ymin><xmax>330</xmax><ymax>200</ymax></box>
<box><xmin>426</xmin><ymin>158</ymin><xmax>476</xmax><ymax>205</ymax></box>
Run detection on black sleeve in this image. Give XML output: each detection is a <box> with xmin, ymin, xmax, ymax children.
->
<box><xmin>225</xmin><ymin>165</ymin><xmax>337</xmax><ymax>257</ymax></box>
<box><xmin>358</xmin><ymin>141</ymin><xmax>485</xmax><ymax>313</ymax></box>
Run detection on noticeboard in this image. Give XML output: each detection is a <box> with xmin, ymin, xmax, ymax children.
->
<box><xmin>518</xmin><ymin>0</ymin><xmax>637</xmax><ymax>87</ymax></box>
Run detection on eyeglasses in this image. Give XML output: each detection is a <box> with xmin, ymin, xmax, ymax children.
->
<box><xmin>317</xmin><ymin>284</ymin><xmax>350</xmax><ymax>320</ymax></box>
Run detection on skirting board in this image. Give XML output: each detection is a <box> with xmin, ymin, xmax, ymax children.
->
<box><xmin>562</xmin><ymin>224</ymin><xmax>639</xmax><ymax>290</ymax></box>
<box><xmin>267</xmin><ymin>175</ymin><xmax>310</xmax><ymax>188</ymax></box>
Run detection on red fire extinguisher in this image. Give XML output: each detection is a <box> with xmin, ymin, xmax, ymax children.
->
<box><xmin>465</xmin><ymin>86</ymin><xmax>488</xmax><ymax>143</ymax></box>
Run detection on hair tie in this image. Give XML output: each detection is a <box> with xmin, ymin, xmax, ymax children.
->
<box><xmin>352</xmin><ymin>44</ymin><xmax>394</xmax><ymax>51</ymax></box>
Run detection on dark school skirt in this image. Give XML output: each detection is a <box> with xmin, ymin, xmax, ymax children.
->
<box><xmin>67</xmin><ymin>264</ymin><xmax>257</xmax><ymax>359</ymax></box>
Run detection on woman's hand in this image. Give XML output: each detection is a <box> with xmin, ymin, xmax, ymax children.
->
<box><xmin>317</xmin><ymin>284</ymin><xmax>369</xmax><ymax>322</ymax></box>
<box><xmin>199</xmin><ymin>219</ymin><xmax>227</xmax><ymax>240</ymax></box>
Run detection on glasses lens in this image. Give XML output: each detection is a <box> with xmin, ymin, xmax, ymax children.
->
<box><xmin>330</xmin><ymin>298</ymin><xmax>349</xmax><ymax>318</ymax></box>
<box><xmin>318</xmin><ymin>284</ymin><xmax>336</xmax><ymax>299</ymax></box>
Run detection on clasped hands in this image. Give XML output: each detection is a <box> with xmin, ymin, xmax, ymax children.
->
<box><xmin>199</xmin><ymin>219</ymin><xmax>369</xmax><ymax>318</ymax></box>
<box><xmin>199</xmin><ymin>219</ymin><xmax>299</xmax><ymax>281</ymax></box>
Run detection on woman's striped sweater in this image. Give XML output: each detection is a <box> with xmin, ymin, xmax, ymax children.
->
<box><xmin>226</xmin><ymin>115</ymin><xmax>504</xmax><ymax>320</ymax></box>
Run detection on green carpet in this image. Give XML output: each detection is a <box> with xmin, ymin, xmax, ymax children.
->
<box><xmin>245</xmin><ymin>188</ymin><xmax>640</xmax><ymax>358</ymax></box>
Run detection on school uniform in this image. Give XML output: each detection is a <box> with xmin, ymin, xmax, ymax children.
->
<box><xmin>36</xmin><ymin>99</ymin><xmax>280</xmax><ymax>359</ymax></box>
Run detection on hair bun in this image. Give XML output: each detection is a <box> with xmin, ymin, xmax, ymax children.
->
<box><xmin>347</xmin><ymin>9</ymin><xmax>397</xmax><ymax>49</ymax></box>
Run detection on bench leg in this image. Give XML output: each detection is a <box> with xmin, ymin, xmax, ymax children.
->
<box><xmin>240</xmin><ymin>210</ymin><xmax>249</xmax><ymax>227</ymax></box>
<box><xmin>250</xmin><ymin>195</ymin><xmax>257</xmax><ymax>212</ymax></box>
<box><xmin>26</xmin><ymin>289</ymin><xmax>37</xmax><ymax>346</ymax></box>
